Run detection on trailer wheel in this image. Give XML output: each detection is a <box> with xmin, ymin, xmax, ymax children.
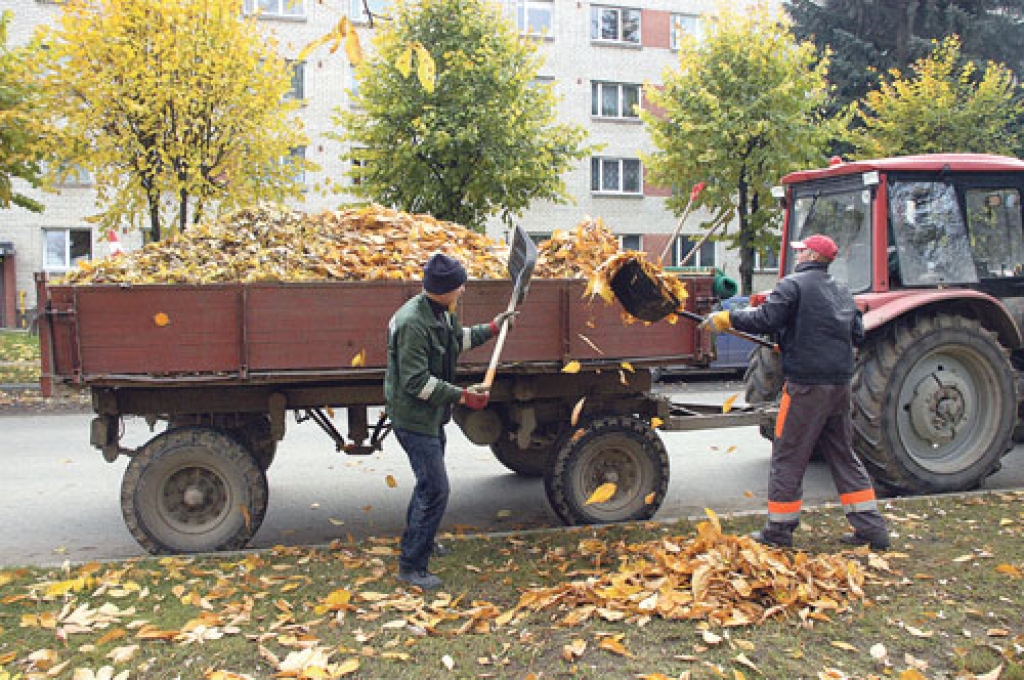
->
<box><xmin>227</xmin><ymin>415</ymin><xmax>277</xmax><ymax>472</ymax></box>
<box><xmin>121</xmin><ymin>426</ymin><xmax>269</xmax><ymax>554</ymax></box>
<box><xmin>744</xmin><ymin>345</ymin><xmax>783</xmax><ymax>440</ymax></box>
<box><xmin>544</xmin><ymin>416</ymin><xmax>668</xmax><ymax>525</ymax></box>
<box><xmin>852</xmin><ymin>313</ymin><xmax>1015</xmax><ymax>494</ymax></box>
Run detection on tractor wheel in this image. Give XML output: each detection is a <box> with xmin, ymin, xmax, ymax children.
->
<box><xmin>544</xmin><ymin>416</ymin><xmax>668</xmax><ymax>525</ymax></box>
<box><xmin>852</xmin><ymin>313</ymin><xmax>1015</xmax><ymax>494</ymax></box>
<box><xmin>121</xmin><ymin>426</ymin><xmax>269</xmax><ymax>554</ymax></box>
<box><xmin>744</xmin><ymin>345</ymin><xmax>784</xmax><ymax>440</ymax></box>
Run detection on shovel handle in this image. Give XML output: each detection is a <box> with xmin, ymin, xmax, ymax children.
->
<box><xmin>677</xmin><ymin>309</ymin><xmax>776</xmax><ymax>350</ymax></box>
<box><xmin>482</xmin><ymin>295</ymin><xmax>518</xmax><ymax>389</ymax></box>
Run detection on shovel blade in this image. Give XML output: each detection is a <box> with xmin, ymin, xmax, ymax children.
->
<box><xmin>609</xmin><ymin>258</ymin><xmax>681</xmax><ymax>322</ymax></box>
<box><xmin>508</xmin><ymin>224</ymin><xmax>537</xmax><ymax>304</ymax></box>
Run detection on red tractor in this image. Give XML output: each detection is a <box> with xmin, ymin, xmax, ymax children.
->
<box><xmin>745</xmin><ymin>153</ymin><xmax>1024</xmax><ymax>494</ymax></box>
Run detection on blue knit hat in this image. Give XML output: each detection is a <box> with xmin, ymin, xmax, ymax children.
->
<box><xmin>423</xmin><ymin>253</ymin><xmax>468</xmax><ymax>294</ymax></box>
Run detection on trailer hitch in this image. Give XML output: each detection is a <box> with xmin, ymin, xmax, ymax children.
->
<box><xmin>296</xmin><ymin>407</ymin><xmax>391</xmax><ymax>455</ymax></box>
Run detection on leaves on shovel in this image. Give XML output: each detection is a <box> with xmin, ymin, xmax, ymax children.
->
<box><xmin>585</xmin><ymin>482</ymin><xmax>617</xmax><ymax>505</ymax></box>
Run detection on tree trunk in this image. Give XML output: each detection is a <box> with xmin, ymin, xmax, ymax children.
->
<box><xmin>736</xmin><ymin>173</ymin><xmax>754</xmax><ymax>295</ymax></box>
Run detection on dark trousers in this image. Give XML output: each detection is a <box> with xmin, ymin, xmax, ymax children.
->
<box><xmin>395</xmin><ymin>427</ymin><xmax>450</xmax><ymax>572</ymax></box>
<box><xmin>769</xmin><ymin>382</ymin><xmax>887</xmax><ymax>537</ymax></box>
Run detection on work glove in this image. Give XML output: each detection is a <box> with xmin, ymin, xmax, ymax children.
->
<box><xmin>462</xmin><ymin>383</ymin><xmax>490</xmax><ymax>410</ymax></box>
<box><xmin>701</xmin><ymin>310</ymin><xmax>732</xmax><ymax>333</ymax></box>
<box><xmin>490</xmin><ymin>310</ymin><xmax>519</xmax><ymax>333</ymax></box>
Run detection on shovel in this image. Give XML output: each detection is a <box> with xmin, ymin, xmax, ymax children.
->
<box><xmin>481</xmin><ymin>224</ymin><xmax>538</xmax><ymax>389</ymax></box>
<box><xmin>610</xmin><ymin>182</ymin><xmax>706</xmax><ymax>322</ymax></box>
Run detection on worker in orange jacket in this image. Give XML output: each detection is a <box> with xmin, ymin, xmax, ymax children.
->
<box><xmin>705</xmin><ymin>234</ymin><xmax>890</xmax><ymax>550</ymax></box>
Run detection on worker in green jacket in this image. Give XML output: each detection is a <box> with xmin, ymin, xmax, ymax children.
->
<box><xmin>385</xmin><ymin>252</ymin><xmax>516</xmax><ymax>590</ymax></box>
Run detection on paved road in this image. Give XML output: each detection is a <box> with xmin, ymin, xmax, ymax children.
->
<box><xmin>2</xmin><ymin>381</ymin><xmax>1023</xmax><ymax>567</ymax></box>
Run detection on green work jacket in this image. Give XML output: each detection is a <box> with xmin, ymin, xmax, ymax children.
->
<box><xmin>384</xmin><ymin>292</ymin><xmax>495</xmax><ymax>436</ymax></box>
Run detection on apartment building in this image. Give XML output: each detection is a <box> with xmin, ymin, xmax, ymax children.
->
<box><xmin>0</xmin><ymin>0</ymin><xmax>780</xmax><ymax>326</ymax></box>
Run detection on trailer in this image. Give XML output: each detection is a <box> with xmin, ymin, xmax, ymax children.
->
<box><xmin>36</xmin><ymin>272</ymin><xmax>769</xmax><ymax>554</ymax></box>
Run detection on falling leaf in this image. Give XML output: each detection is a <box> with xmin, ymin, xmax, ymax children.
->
<box><xmin>743</xmin><ymin>490</ymin><xmax>755</xmax><ymax>498</ymax></box>
<box><xmin>562</xmin><ymin>360</ymin><xmax>581</xmax><ymax>374</ymax></box>
<box><xmin>585</xmin><ymin>482</ymin><xmax>617</xmax><ymax>505</ymax></box>
<box><xmin>385</xmin><ymin>475</ymin><xmax>398</xmax><ymax>488</ymax></box>
<box><xmin>351</xmin><ymin>349</ymin><xmax>366</xmax><ymax>367</ymax></box>
<box><xmin>153</xmin><ymin>312</ymin><xmax>170</xmax><ymax>327</ymax></box>
<box><xmin>722</xmin><ymin>394</ymin><xmax>738</xmax><ymax>413</ymax></box>
<box><xmin>344</xmin><ymin>26</ymin><xmax>362</xmax><ymax>64</ymax></box>
<box><xmin>644</xmin><ymin>492</ymin><xmax>656</xmax><ymax>505</ymax></box>
<box><xmin>651</xmin><ymin>417</ymin><xmax>663</xmax><ymax>428</ymax></box>
<box><xmin>620</xmin><ymin>361</ymin><xmax>634</xmax><ymax>373</ymax></box>
<box><xmin>571</xmin><ymin>397</ymin><xmax>586</xmax><ymax>426</ymax></box>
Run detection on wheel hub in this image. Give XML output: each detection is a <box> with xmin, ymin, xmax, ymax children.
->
<box><xmin>908</xmin><ymin>368</ymin><xmax>969</xmax><ymax>444</ymax></box>
<box><xmin>163</xmin><ymin>466</ymin><xmax>227</xmax><ymax>525</ymax></box>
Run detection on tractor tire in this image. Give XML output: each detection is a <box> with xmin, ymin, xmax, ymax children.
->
<box><xmin>121</xmin><ymin>426</ymin><xmax>269</xmax><ymax>554</ymax></box>
<box><xmin>744</xmin><ymin>345</ymin><xmax>784</xmax><ymax>440</ymax></box>
<box><xmin>852</xmin><ymin>313</ymin><xmax>1015</xmax><ymax>494</ymax></box>
<box><xmin>544</xmin><ymin>416</ymin><xmax>669</xmax><ymax>525</ymax></box>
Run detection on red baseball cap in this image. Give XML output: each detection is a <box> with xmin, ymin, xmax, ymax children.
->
<box><xmin>791</xmin><ymin>234</ymin><xmax>838</xmax><ymax>261</ymax></box>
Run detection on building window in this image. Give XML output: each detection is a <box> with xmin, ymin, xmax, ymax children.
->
<box><xmin>619</xmin><ymin>234</ymin><xmax>641</xmax><ymax>251</ymax></box>
<box><xmin>349</xmin><ymin>148</ymin><xmax>368</xmax><ymax>186</ymax></box>
<box><xmin>591</xmin><ymin>5</ymin><xmax>641</xmax><ymax>44</ymax></box>
<box><xmin>506</xmin><ymin>0</ymin><xmax>553</xmax><ymax>36</ymax></box>
<box><xmin>285</xmin><ymin>146</ymin><xmax>306</xmax><ymax>184</ymax></box>
<box><xmin>675</xmin><ymin>235</ymin><xmax>716</xmax><ymax>267</ymax></box>
<box><xmin>351</xmin><ymin>0</ymin><xmax>390</xmax><ymax>23</ymax></box>
<box><xmin>286</xmin><ymin>61</ymin><xmax>305</xmax><ymax>100</ymax></box>
<box><xmin>670</xmin><ymin>13</ymin><xmax>702</xmax><ymax>49</ymax></box>
<box><xmin>591</xmin><ymin>81</ymin><xmax>640</xmax><ymax>119</ymax></box>
<box><xmin>591</xmin><ymin>157</ymin><xmax>642</xmax><ymax>195</ymax></box>
<box><xmin>59</xmin><ymin>164</ymin><xmax>93</xmax><ymax>187</ymax></box>
<box><xmin>244</xmin><ymin>0</ymin><xmax>305</xmax><ymax>18</ymax></box>
<box><xmin>44</xmin><ymin>229</ymin><xmax>92</xmax><ymax>272</ymax></box>
<box><xmin>756</xmin><ymin>247</ymin><xmax>779</xmax><ymax>272</ymax></box>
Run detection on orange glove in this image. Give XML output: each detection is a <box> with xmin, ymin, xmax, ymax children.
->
<box><xmin>703</xmin><ymin>311</ymin><xmax>732</xmax><ymax>332</ymax></box>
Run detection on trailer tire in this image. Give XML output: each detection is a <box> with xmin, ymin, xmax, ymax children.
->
<box><xmin>744</xmin><ymin>345</ymin><xmax>784</xmax><ymax>440</ymax></box>
<box><xmin>852</xmin><ymin>313</ymin><xmax>1015</xmax><ymax>494</ymax></box>
<box><xmin>544</xmin><ymin>416</ymin><xmax>668</xmax><ymax>525</ymax></box>
<box><xmin>121</xmin><ymin>426</ymin><xmax>268</xmax><ymax>554</ymax></box>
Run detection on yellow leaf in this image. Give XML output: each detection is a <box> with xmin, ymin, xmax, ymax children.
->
<box><xmin>241</xmin><ymin>504</ymin><xmax>251</xmax><ymax>532</ymax></box>
<box><xmin>396</xmin><ymin>45</ymin><xmax>412</xmax><ymax>78</ymax></box>
<box><xmin>597</xmin><ymin>636</ymin><xmax>632</xmax><ymax>657</ymax></box>
<box><xmin>995</xmin><ymin>563</ymin><xmax>1022</xmax><ymax>578</ymax></box>
<box><xmin>620</xmin><ymin>361</ymin><xmax>634</xmax><ymax>373</ymax></box>
<box><xmin>644</xmin><ymin>492</ymin><xmax>656</xmax><ymax>505</ymax></box>
<box><xmin>830</xmin><ymin>641</ymin><xmax>858</xmax><ymax>652</ymax></box>
<box><xmin>561</xmin><ymin>360</ymin><xmax>581</xmax><ymax>373</ymax></box>
<box><xmin>650</xmin><ymin>417</ymin><xmax>663</xmax><ymax>428</ymax></box>
<box><xmin>337</xmin><ymin>657</ymin><xmax>360</xmax><ymax>675</ymax></box>
<box><xmin>351</xmin><ymin>349</ymin><xmax>366</xmax><ymax>367</ymax></box>
<box><xmin>415</xmin><ymin>44</ymin><xmax>435</xmax><ymax>93</ymax></box>
<box><xmin>342</xmin><ymin>21</ymin><xmax>362</xmax><ymax>65</ymax></box>
<box><xmin>571</xmin><ymin>396</ymin><xmax>586</xmax><ymax>426</ymax></box>
<box><xmin>585</xmin><ymin>482</ymin><xmax>616</xmax><ymax>505</ymax></box>
<box><xmin>899</xmin><ymin>670</ymin><xmax>927</xmax><ymax>680</ymax></box>
<box><xmin>153</xmin><ymin>312</ymin><xmax>170</xmax><ymax>327</ymax></box>
<box><xmin>385</xmin><ymin>474</ymin><xmax>398</xmax><ymax>488</ymax></box>
<box><xmin>722</xmin><ymin>394</ymin><xmax>738</xmax><ymax>413</ymax></box>
<box><xmin>704</xmin><ymin>507</ymin><xmax>722</xmax><ymax>534</ymax></box>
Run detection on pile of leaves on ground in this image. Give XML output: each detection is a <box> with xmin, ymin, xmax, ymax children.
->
<box><xmin>56</xmin><ymin>205</ymin><xmax>623</xmax><ymax>287</ymax></box>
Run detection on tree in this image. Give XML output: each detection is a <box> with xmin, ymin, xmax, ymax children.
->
<box><xmin>0</xmin><ymin>11</ymin><xmax>43</xmax><ymax>212</ymax></box>
<box><xmin>332</xmin><ymin>0</ymin><xmax>591</xmax><ymax>232</ymax></box>
<box><xmin>847</xmin><ymin>36</ymin><xmax>1024</xmax><ymax>158</ymax></box>
<box><xmin>785</xmin><ymin>0</ymin><xmax>1024</xmax><ymax>118</ymax></box>
<box><xmin>640</xmin><ymin>4</ymin><xmax>837</xmax><ymax>294</ymax></box>
<box><xmin>28</xmin><ymin>0</ymin><xmax>312</xmax><ymax>243</ymax></box>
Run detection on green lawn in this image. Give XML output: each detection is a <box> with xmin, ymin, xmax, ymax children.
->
<box><xmin>0</xmin><ymin>330</ymin><xmax>40</xmax><ymax>384</ymax></box>
<box><xmin>1</xmin><ymin>493</ymin><xmax>1022</xmax><ymax>679</ymax></box>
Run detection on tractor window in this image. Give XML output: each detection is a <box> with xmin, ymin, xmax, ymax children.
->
<box><xmin>964</xmin><ymin>189</ymin><xmax>1023</xmax><ymax>278</ymax></box>
<box><xmin>788</xmin><ymin>187</ymin><xmax>872</xmax><ymax>292</ymax></box>
<box><xmin>888</xmin><ymin>180</ymin><xmax>978</xmax><ymax>286</ymax></box>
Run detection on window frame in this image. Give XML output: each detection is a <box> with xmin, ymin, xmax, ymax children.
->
<box><xmin>243</xmin><ymin>0</ymin><xmax>306</xmax><ymax>18</ymax></box>
<box><xmin>350</xmin><ymin>0</ymin><xmax>389</xmax><ymax>24</ymax></box>
<box><xmin>43</xmin><ymin>227</ymin><xmax>93</xmax><ymax>273</ymax></box>
<box><xmin>508</xmin><ymin>0</ymin><xmax>554</xmax><ymax>37</ymax></box>
<box><xmin>591</xmin><ymin>156</ymin><xmax>643</xmax><ymax>196</ymax></box>
<box><xmin>591</xmin><ymin>81</ymin><xmax>641</xmax><ymax>120</ymax></box>
<box><xmin>675</xmin><ymin>235</ymin><xmax>716</xmax><ymax>268</ymax></box>
<box><xmin>590</xmin><ymin>5</ymin><xmax>641</xmax><ymax>45</ymax></box>
<box><xmin>619</xmin><ymin>234</ymin><xmax>642</xmax><ymax>252</ymax></box>
<box><xmin>285</xmin><ymin>60</ymin><xmax>305</xmax><ymax>101</ymax></box>
<box><xmin>670</xmin><ymin>13</ymin><xmax>701</xmax><ymax>49</ymax></box>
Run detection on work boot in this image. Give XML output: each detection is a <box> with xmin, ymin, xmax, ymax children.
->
<box><xmin>750</xmin><ymin>522</ymin><xmax>796</xmax><ymax>548</ymax></box>
<box><xmin>397</xmin><ymin>568</ymin><xmax>443</xmax><ymax>591</ymax></box>
<box><xmin>431</xmin><ymin>542</ymin><xmax>450</xmax><ymax>557</ymax></box>
<box><xmin>840</xmin><ymin>531</ymin><xmax>890</xmax><ymax>550</ymax></box>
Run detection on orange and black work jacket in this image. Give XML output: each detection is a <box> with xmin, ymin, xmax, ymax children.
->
<box><xmin>730</xmin><ymin>261</ymin><xmax>864</xmax><ymax>384</ymax></box>
<box><xmin>384</xmin><ymin>293</ymin><xmax>497</xmax><ymax>436</ymax></box>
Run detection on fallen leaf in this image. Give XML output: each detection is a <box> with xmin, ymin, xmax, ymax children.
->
<box><xmin>441</xmin><ymin>654</ymin><xmax>455</xmax><ymax>670</ymax></box>
<box><xmin>995</xmin><ymin>563</ymin><xmax>1022</xmax><ymax>578</ymax></box>
<box><xmin>830</xmin><ymin>641</ymin><xmax>857</xmax><ymax>652</ymax></box>
<box><xmin>597</xmin><ymin>636</ymin><xmax>632</xmax><ymax>657</ymax></box>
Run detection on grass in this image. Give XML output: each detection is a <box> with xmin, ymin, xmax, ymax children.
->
<box><xmin>1</xmin><ymin>493</ymin><xmax>1022</xmax><ymax>680</ymax></box>
<box><xmin>0</xmin><ymin>330</ymin><xmax>40</xmax><ymax>384</ymax></box>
